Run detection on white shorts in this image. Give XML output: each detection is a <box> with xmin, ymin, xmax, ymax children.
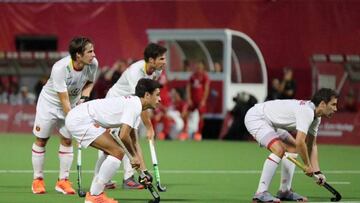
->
<box><xmin>244</xmin><ymin>105</ymin><xmax>291</xmax><ymax>148</ymax></box>
<box><xmin>65</xmin><ymin>104</ymin><xmax>106</xmax><ymax>148</ymax></box>
<box><xmin>33</xmin><ymin>96</ymin><xmax>71</xmax><ymax>139</ymax></box>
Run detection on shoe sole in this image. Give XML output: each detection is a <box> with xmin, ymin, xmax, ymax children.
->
<box><xmin>122</xmin><ymin>184</ymin><xmax>144</xmax><ymax>189</ymax></box>
<box><xmin>252</xmin><ymin>198</ymin><xmax>281</xmax><ymax>203</ymax></box>
<box><xmin>55</xmin><ymin>186</ymin><xmax>75</xmax><ymax>195</ymax></box>
<box><xmin>32</xmin><ymin>187</ymin><xmax>45</xmax><ymax>194</ymax></box>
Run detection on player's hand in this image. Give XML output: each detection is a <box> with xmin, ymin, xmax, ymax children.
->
<box><xmin>130</xmin><ymin>157</ymin><xmax>140</xmax><ymax>169</ymax></box>
<box><xmin>304</xmin><ymin>165</ymin><xmax>314</xmax><ymax>177</ymax></box>
<box><xmin>139</xmin><ymin>170</ymin><xmax>153</xmax><ymax>186</ymax></box>
<box><xmin>314</xmin><ymin>171</ymin><xmax>326</xmax><ymax>185</ymax></box>
<box><xmin>146</xmin><ymin>128</ymin><xmax>155</xmax><ymax>140</ymax></box>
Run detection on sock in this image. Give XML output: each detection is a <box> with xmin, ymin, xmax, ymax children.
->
<box><xmin>256</xmin><ymin>153</ymin><xmax>281</xmax><ymax>193</ymax></box>
<box><xmin>91</xmin><ymin>150</ymin><xmax>107</xmax><ymax>186</ymax></box>
<box><xmin>280</xmin><ymin>152</ymin><xmax>297</xmax><ymax>192</ymax></box>
<box><xmin>32</xmin><ymin>143</ymin><xmax>45</xmax><ymax>179</ymax></box>
<box><xmin>91</xmin><ymin>155</ymin><xmax>121</xmax><ymax>195</ymax></box>
<box><xmin>58</xmin><ymin>144</ymin><xmax>73</xmax><ymax>180</ymax></box>
<box><xmin>122</xmin><ymin>155</ymin><xmax>135</xmax><ymax>180</ymax></box>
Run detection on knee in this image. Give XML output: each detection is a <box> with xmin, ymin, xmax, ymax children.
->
<box><xmin>108</xmin><ymin>148</ymin><xmax>124</xmax><ymax>160</ymax></box>
<box><xmin>60</xmin><ymin>137</ymin><xmax>72</xmax><ymax>146</ymax></box>
<box><xmin>35</xmin><ymin>137</ymin><xmax>48</xmax><ymax>147</ymax></box>
<box><xmin>271</xmin><ymin>145</ymin><xmax>286</xmax><ymax>158</ymax></box>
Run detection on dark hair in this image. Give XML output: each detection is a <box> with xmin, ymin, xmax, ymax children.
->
<box><xmin>68</xmin><ymin>36</ymin><xmax>93</xmax><ymax>61</ymax></box>
<box><xmin>135</xmin><ymin>78</ymin><xmax>162</xmax><ymax>97</ymax></box>
<box><xmin>311</xmin><ymin>88</ymin><xmax>338</xmax><ymax>106</ymax></box>
<box><xmin>143</xmin><ymin>43</ymin><xmax>167</xmax><ymax>62</ymax></box>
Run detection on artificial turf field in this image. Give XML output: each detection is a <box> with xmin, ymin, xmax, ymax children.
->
<box><xmin>0</xmin><ymin>133</ymin><xmax>359</xmax><ymax>203</ymax></box>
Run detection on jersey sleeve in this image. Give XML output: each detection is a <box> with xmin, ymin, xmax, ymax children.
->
<box><xmin>295</xmin><ymin>106</ymin><xmax>315</xmax><ymax>134</ymax></box>
<box><xmin>120</xmin><ymin>97</ymin><xmax>141</xmax><ymax>128</ymax></box>
<box><xmin>51</xmin><ymin>63</ymin><xmax>67</xmax><ymax>93</ymax></box>
<box><xmin>88</xmin><ymin>58</ymin><xmax>99</xmax><ymax>82</ymax></box>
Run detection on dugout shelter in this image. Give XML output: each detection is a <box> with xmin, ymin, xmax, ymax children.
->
<box><xmin>147</xmin><ymin>29</ymin><xmax>268</xmax><ymax>117</ymax></box>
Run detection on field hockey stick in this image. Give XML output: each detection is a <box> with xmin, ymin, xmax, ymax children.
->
<box><xmin>76</xmin><ymin>144</ymin><xmax>86</xmax><ymax>197</ymax></box>
<box><xmin>110</xmin><ymin>133</ymin><xmax>160</xmax><ymax>203</ymax></box>
<box><xmin>286</xmin><ymin>156</ymin><xmax>342</xmax><ymax>202</ymax></box>
<box><xmin>149</xmin><ymin>139</ymin><xmax>167</xmax><ymax>192</ymax></box>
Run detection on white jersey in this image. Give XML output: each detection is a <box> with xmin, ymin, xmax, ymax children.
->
<box><xmin>87</xmin><ymin>95</ymin><xmax>142</xmax><ymax>129</ymax></box>
<box><xmin>107</xmin><ymin>60</ymin><xmax>162</xmax><ymax>97</ymax></box>
<box><xmin>40</xmin><ymin>55</ymin><xmax>98</xmax><ymax>108</ymax></box>
<box><xmin>257</xmin><ymin>99</ymin><xmax>321</xmax><ymax>136</ymax></box>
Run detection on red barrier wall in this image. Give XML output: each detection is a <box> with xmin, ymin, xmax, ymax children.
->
<box><xmin>1</xmin><ymin>1</ymin><xmax>360</xmax><ymax>98</ymax></box>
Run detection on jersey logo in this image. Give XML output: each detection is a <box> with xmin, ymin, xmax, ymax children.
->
<box><xmin>299</xmin><ymin>100</ymin><xmax>306</xmax><ymax>105</ymax></box>
<box><xmin>35</xmin><ymin>126</ymin><xmax>41</xmax><ymax>132</ymax></box>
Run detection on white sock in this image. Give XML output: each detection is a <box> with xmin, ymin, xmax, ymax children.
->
<box><xmin>256</xmin><ymin>153</ymin><xmax>281</xmax><ymax>193</ymax></box>
<box><xmin>58</xmin><ymin>144</ymin><xmax>73</xmax><ymax>180</ymax></box>
<box><xmin>32</xmin><ymin>143</ymin><xmax>45</xmax><ymax>179</ymax></box>
<box><xmin>92</xmin><ymin>150</ymin><xmax>107</xmax><ymax>186</ymax></box>
<box><xmin>279</xmin><ymin>152</ymin><xmax>297</xmax><ymax>192</ymax></box>
<box><xmin>122</xmin><ymin>155</ymin><xmax>135</xmax><ymax>180</ymax></box>
<box><xmin>91</xmin><ymin>155</ymin><xmax>121</xmax><ymax>195</ymax></box>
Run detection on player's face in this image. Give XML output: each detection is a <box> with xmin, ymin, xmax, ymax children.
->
<box><xmin>151</xmin><ymin>54</ymin><xmax>166</xmax><ymax>71</ymax></box>
<box><xmin>323</xmin><ymin>97</ymin><xmax>338</xmax><ymax>117</ymax></box>
<box><xmin>148</xmin><ymin>88</ymin><xmax>161</xmax><ymax>109</ymax></box>
<box><xmin>78</xmin><ymin>43</ymin><xmax>95</xmax><ymax>65</ymax></box>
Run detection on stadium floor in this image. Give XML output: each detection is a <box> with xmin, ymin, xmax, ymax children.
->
<box><xmin>0</xmin><ymin>133</ymin><xmax>359</xmax><ymax>203</ymax></box>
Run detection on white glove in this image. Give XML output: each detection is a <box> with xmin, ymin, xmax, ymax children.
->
<box><xmin>314</xmin><ymin>171</ymin><xmax>326</xmax><ymax>185</ymax></box>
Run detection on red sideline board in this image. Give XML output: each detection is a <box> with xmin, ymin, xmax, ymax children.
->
<box><xmin>0</xmin><ymin>104</ymin><xmax>35</xmax><ymax>133</ymax></box>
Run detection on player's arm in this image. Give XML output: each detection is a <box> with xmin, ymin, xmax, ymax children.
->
<box><xmin>141</xmin><ymin>110</ymin><xmax>155</xmax><ymax>140</ymax></box>
<box><xmin>186</xmin><ymin>80</ymin><xmax>192</xmax><ymax>105</ymax></box>
<box><xmin>78</xmin><ymin>81</ymin><xmax>94</xmax><ymax>104</ymax></box>
<box><xmin>119</xmin><ymin>124</ymin><xmax>137</xmax><ymax>157</ymax></box>
<box><xmin>295</xmin><ymin>130</ymin><xmax>313</xmax><ymax>175</ymax></box>
<box><xmin>129</xmin><ymin>129</ymin><xmax>147</xmax><ymax>171</ymax></box>
<box><xmin>307</xmin><ymin>134</ymin><xmax>320</xmax><ymax>171</ymax></box>
<box><xmin>58</xmin><ymin>92</ymin><xmax>71</xmax><ymax>115</ymax></box>
<box><xmin>201</xmin><ymin>74</ymin><xmax>210</xmax><ymax>106</ymax></box>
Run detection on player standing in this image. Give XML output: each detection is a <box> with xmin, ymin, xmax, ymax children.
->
<box><xmin>66</xmin><ymin>78</ymin><xmax>161</xmax><ymax>203</ymax></box>
<box><xmin>31</xmin><ymin>37</ymin><xmax>98</xmax><ymax>195</ymax></box>
<box><xmin>93</xmin><ymin>43</ymin><xmax>167</xmax><ymax>189</ymax></box>
<box><xmin>245</xmin><ymin>88</ymin><xmax>337</xmax><ymax>202</ymax></box>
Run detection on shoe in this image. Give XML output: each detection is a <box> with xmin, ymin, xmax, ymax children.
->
<box><xmin>276</xmin><ymin>190</ymin><xmax>308</xmax><ymax>202</ymax></box>
<box><xmin>55</xmin><ymin>179</ymin><xmax>75</xmax><ymax>195</ymax></box>
<box><xmin>252</xmin><ymin>191</ymin><xmax>281</xmax><ymax>203</ymax></box>
<box><xmin>157</xmin><ymin>132</ymin><xmax>166</xmax><ymax>140</ymax></box>
<box><xmin>105</xmin><ymin>181</ymin><xmax>116</xmax><ymax>189</ymax></box>
<box><xmin>32</xmin><ymin>178</ymin><xmax>46</xmax><ymax>194</ymax></box>
<box><xmin>193</xmin><ymin>132</ymin><xmax>202</xmax><ymax>141</ymax></box>
<box><xmin>85</xmin><ymin>192</ymin><xmax>118</xmax><ymax>203</ymax></box>
<box><xmin>122</xmin><ymin>176</ymin><xmax>144</xmax><ymax>189</ymax></box>
<box><xmin>178</xmin><ymin>132</ymin><xmax>189</xmax><ymax>141</ymax></box>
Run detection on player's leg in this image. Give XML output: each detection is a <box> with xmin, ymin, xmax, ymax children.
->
<box><xmin>276</xmin><ymin>129</ymin><xmax>308</xmax><ymax>201</ymax></box>
<box><xmin>56</xmin><ymin>122</ymin><xmax>75</xmax><ymax>195</ymax></box>
<box><xmin>89</xmin><ymin>131</ymin><xmax>125</xmax><ymax>203</ymax></box>
<box><xmin>31</xmin><ymin>98</ymin><xmax>56</xmax><ymax>194</ymax></box>
<box><xmin>244</xmin><ymin>106</ymin><xmax>281</xmax><ymax>202</ymax></box>
<box><xmin>122</xmin><ymin>129</ymin><xmax>144</xmax><ymax>189</ymax></box>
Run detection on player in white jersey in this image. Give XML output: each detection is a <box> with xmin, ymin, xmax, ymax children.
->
<box><xmin>66</xmin><ymin>78</ymin><xmax>161</xmax><ymax>203</ymax></box>
<box><xmin>93</xmin><ymin>43</ymin><xmax>167</xmax><ymax>189</ymax></box>
<box><xmin>245</xmin><ymin>88</ymin><xmax>338</xmax><ymax>203</ymax></box>
<box><xmin>31</xmin><ymin>37</ymin><xmax>98</xmax><ymax>195</ymax></box>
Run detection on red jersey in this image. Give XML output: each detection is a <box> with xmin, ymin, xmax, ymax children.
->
<box><xmin>189</xmin><ymin>71</ymin><xmax>210</xmax><ymax>103</ymax></box>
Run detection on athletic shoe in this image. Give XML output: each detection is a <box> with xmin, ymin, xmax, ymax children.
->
<box><xmin>55</xmin><ymin>179</ymin><xmax>75</xmax><ymax>195</ymax></box>
<box><xmin>157</xmin><ymin>132</ymin><xmax>166</xmax><ymax>140</ymax></box>
<box><xmin>252</xmin><ymin>191</ymin><xmax>281</xmax><ymax>203</ymax></box>
<box><xmin>193</xmin><ymin>132</ymin><xmax>202</xmax><ymax>141</ymax></box>
<box><xmin>122</xmin><ymin>176</ymin><xmax>144</xmax><ymax>189</ymax></box>
<box><xmin>105</xmin><ymin>181</ymin><xmax>117</xmax><ymax>189</ymax></box>
<box><xmin>276</xmin><ymin>190</ymin><xmax>308</xmax><ymax>202</ymax></box>
<box><xmin>178</xmin><ymin>132</ymin><xmax>189</xmax><ymax>141</ymax></box>
<box><xmin>85</xmin><ymin>192</ymin><xmax>118</xmax><ymax>203</ymax></box>
<box><xmin>32</xmin><ymin>178</ymin><xmax>46</xmax><ymax>194</ymax></box>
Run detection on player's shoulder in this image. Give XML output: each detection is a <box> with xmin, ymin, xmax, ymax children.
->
<box><xmin>53</xmin><ymin>55</ymin><xmax>71</xmax><ymax>68</ymax></box>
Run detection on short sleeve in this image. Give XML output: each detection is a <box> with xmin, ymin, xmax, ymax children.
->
<box><xmin>51</xmin><ymin>64</ymin><xmax>67</xmax><ymax>93</ymax></box>
<box><xmin>295</xmin><ymin>107</ymin><xmax>315</xmax><ymax>134</ymax></box>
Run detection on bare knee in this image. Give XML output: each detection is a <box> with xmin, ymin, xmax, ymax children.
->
<box><xmin>35</xmin><ymin>137</ymin><xmax>49</xmax><ymax>147</ymax></box>
<box><xmin>60</xmin><ymin>136</ymin><xmax>72</xmax><ymax>146</ymax></box>
<box><xmin>269</xmin><ymin>142</ymin><xmax>286</xmax><ymax>158</ymax></box>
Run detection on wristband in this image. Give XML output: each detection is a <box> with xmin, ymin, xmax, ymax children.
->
<box><xmin>314</xmin><ymin>171</ymin><xmax>322</xmax><ymax>175</ymax></box>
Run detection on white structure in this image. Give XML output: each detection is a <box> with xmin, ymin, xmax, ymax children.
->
<box><xmin>147</xmin><ymin>29</ymin><xmax>267</xmax><ymax>117</ymax></box>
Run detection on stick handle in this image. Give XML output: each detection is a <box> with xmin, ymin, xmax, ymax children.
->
<box><xmin>149</xmin><ymin>139</ymin><xmax>158</xmax><ymax>164</ymax></box>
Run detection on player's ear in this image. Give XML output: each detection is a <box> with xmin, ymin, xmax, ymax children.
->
<box><xmin>148</xmin><ymin>57</ymin><xmax>155</xmax><ymax>64</ymax></box>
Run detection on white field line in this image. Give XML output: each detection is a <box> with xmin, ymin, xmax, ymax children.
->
<box><xmin>0</xmin><ymin>169</ymin><xmax>360</xmax><ymax>175</ymax></box>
